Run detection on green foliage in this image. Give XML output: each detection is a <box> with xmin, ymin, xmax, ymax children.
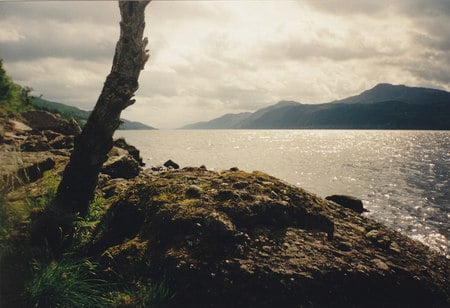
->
<box><xmin>72</xmin><ymin>194</ymin><xmax>110</xmax><ymax>248</ymax></box>
<box><xmin>25</xmin><ymin>258</ymin><xmax>112</xmax><ymax>307</ymax></box>
<box><xmin>87</xmin><ymin>195</ymin><xmax>108</xmax><ymax>222</ymax></box>
<box><xmin>0</xmin><ymin>59</ymin><xmax>34</xmax><ymax>116</ymax></box>
<box><xmin>26</xmin><ymin>170</ymin><xmax>60</xmax><ymax>210</ymax></box>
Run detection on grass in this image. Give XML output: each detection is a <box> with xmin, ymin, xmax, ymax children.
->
<box><xmin>25</xmin><ymin>258</ymin><xmax>112</xmax><ymax>308</ymax></box>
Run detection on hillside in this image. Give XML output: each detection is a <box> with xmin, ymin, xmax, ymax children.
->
<box><xmin>32</xmin><ymin>97</ymin><xmax>156</xmax><ymax>130</ymax></box>
<box><xmin>182</xmin><ymin>84</ymin><xmax>450</xmax><ymax>130</ymax></box>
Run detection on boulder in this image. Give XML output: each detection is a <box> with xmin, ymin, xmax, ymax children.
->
<box><xmin>326</xmin><ymin>194</ymin><xmax>368</xmax><ymax>214</ymax></box>
<box><xmin>21</xmin><ymin>110</ymin><xmax>81</xmax><ymax>136</ymax></box>
<box><xmin>101</xmin><ymin>155</ymin><xmax>140</xmax><ymax>179</ymax></box>
<box><xmin>163</xmin><ymin>159</ymin><xmax>179</xmax><ymax>170</ymax></box>
<box><xmin>114</xmin><ymin>138</ymin><xmax>145</xmax><ymax>166</ymax></box>
<box><xmin>89</xmin><ymin>168</ymin><xmax>449</xmax><ymax>307</ymax></box>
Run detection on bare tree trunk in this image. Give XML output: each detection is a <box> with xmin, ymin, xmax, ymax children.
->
<box><xmin>56</xmin><ymin>1</ymin><xmax>151</xmax><ymax>216</ymax></box>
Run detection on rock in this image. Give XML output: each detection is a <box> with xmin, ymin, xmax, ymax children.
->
<box><xmin>21</xmin><ymin>110</ymin><xmax>81</xmax><ymax>136</ymax></box>
<box><xmin>18</xmin><ymin>157</ymin><xmax>55</xmax><ymax>182</ymax></box>
<box><xmin>108</xmin><ymin>146</ymin><xmax>129</xmax><ymax>158</ymax></box>
<box><xmin>101</xmin><ymin>155</ymin><xmax>140</xmax><ymax>179</ymax></box>
<box><xmin>20</xmin><ymin>133</ymin><xmax>52</xmax><ymax>152</ymax></box>
<box><xmin>114</xmin><ymin>138</ymin><xmax>145</xmax><ymax>166</ymax></box>
<box><xmin>88</xmin><ymin>168</ymin><xmax>449</xmax><ymax>307</ymax></box>
<box><xmin>1</xmin><ymin>152</ymin><xmax>56</xmax><ymax>190</ymax></box>
<box><xmin>48</xmin><ymin>135</ymin><xmax>74</xmax><ymax>150</ymax></box>
<box><xmin>8</xmin><ymin>120</ymin><xmax>32</xmax><ymax>133</ymax></box>
<box><xmin>326</xmin><ymin>194</ymin><xmax>368</xmax><ymax>213</ymax></box>
<box><xmin>164</xmin><ymin>159</ymin><xmax>179</xmax><ymax>170</ymax></box>
<box><xmin>145</xmin><ymin>166</ymin><xmax>166</xmax><ymax>174</ymax></box>
<box><xmin>17</xmin><ymin>129</ymin><xmax>74</xmax><ymax>152</ymax></box>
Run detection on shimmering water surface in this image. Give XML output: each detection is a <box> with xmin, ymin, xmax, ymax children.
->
<box><xmin>116</xmin><ymin>130</ymin><xmax>449</xmax><ymax>256</ymax></box>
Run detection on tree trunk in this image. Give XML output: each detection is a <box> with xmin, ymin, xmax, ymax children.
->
<box><xmin>56</xmin><ymin>0</ymin><xmax>151</xmax><ymax>215</ymax></box>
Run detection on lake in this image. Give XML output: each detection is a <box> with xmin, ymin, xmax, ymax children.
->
<box><xmin>115</xmin><ymin>129</ymin><xmax>449</xmax><ymax>257</ymax></box>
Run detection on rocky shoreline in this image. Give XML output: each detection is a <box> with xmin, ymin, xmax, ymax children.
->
<box><xmin>1</xmin><ymin>111</ymin><xmax>449</xmax><ymax>307</ymax></box>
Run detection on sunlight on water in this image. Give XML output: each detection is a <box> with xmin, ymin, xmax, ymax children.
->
<box><xmin>116</xmin><ymin>130</ymin><xmax>450</xmax><ymax>257</ymax></box>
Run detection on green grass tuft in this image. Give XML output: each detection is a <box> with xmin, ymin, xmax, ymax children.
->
<box><xmin>25</xmin><ymin>258</ymin><xmax>112</xmax><ymax>308</ymax></box>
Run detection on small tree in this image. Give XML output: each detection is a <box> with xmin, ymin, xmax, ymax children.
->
<box><xmin>56</xmin><ymin>1</ymin><xmax>151</xmax><ymax>215</ymax></box>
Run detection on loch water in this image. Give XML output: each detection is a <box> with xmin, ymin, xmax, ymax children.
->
<box><xmin>116</xmin><ymin>130</ymin><xmax>450</xmax><ymax>257</ymax></box>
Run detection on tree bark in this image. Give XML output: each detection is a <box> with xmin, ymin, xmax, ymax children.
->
<box><xmin>56</xmin><ymin>0</ymin><xmax>151</xmax><ymax>215</ymax></box>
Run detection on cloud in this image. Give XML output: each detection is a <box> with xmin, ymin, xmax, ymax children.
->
<box><xmin>0</xmin><ymin>0</ymin><xmax>449</xmax><ymax>128</ymax></box>
<box><xmin>304</xmin><ymin>0</ymin><xmax>450</xmax><ymax>17</ymax></box>
<box><xmin>0</xmin><ymin>5</ymin><xmax>118</xmax><ymax>62</ymax></box>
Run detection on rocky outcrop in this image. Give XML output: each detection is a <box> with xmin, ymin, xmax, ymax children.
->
<box><xmin>0</xmin><ymin>151</ymin><xmax>57</xmax><ymax>192</ymax></box>
<box><xmin>90</xmin><ymin>168</ymin><xmax>449</xmax><ymax>307</ymax></box>
<box><xmin>1</xmin><ymin>114</ymin><xmax>449</xmax><ymax>307</ymax></box>
<box><xmin>21</xmin><ymin>110</ymin><xmax>81</xmax><ymax>136</ymax></box>
<box><xmin>101</xmin><ymin>155</ymin><xmax>140</xmax><ymax>180</ymax></box>
<box><xmin>0</xmin><ymin>116</ymin><xmax>139</xmax><ymax>194</ymax></box>
<box><xmin>326</xmin><ymin>194</ymin><xmax>368</xmax><ymax>213</ymax></box>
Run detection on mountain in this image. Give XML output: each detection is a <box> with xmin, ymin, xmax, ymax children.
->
<box><xmin>181</xmin><ymin>84</ymin><xmax>450</xmax><ymax>130</ymax></box>
<box><xmin>32</xmin><ymin>97</ymin><xmax>155</xmax><ymax>130</ymax></box>
<box><xmin>183</xmin><ymin>112</ymin><xmax>252</xmax><ymax>129</ymax></box>
<box><xmin>183</xmin><ymin>101</ymin><xmax>302</xmax><ymax>129</ymax></box>
<box><xmin>330</xmin><ymin>83</ymin><xmax>450</xmax><ymax>106</ymax></box>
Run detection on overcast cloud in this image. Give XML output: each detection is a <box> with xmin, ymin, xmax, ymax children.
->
<box><xmin>0</xmin><ymin>0</ymin><xmax>449</xmax><ymax>128</ymax></box>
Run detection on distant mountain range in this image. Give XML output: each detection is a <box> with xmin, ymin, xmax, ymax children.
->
<box><xmin>32</xmin><ymin>97</ymin><xmax>155</xmax><ymax>130</ymax></box>
<box><xmin>182</xmin><ymin>84</ymin><xmax>450</xmax><ymax>130</ymax></box>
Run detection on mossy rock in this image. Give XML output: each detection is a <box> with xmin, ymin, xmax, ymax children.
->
<box><xmin>88</xmin><ymin>168</ymin><xmax>449</xmax><ymax>307</ymax></box>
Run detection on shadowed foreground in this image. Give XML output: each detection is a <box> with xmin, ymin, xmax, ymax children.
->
<box><xmin>1</xmin><ymin>117</ymin><xmax>449</xmax><ymax>307</ymax></box>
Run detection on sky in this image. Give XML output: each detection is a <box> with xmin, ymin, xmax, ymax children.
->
<box><xmin>0</xmin><ymin>1</ymin><xmax>449</xmax><ymax>129</ymax></box>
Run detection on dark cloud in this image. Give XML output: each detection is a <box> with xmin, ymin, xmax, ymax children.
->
<box><xmin>0</xmin><ymin>2</ymin><xmax>119</xmax><ymax>62</ymax></box>
<box><xmin>0</xmin><ymin>1</ymin><xmax>117</xmax><ymax>24</ymax></box>
<box><xmin>0</xmin><ymin>34</ymin><xmax>116</xmax><ymax>62</ymax></box>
